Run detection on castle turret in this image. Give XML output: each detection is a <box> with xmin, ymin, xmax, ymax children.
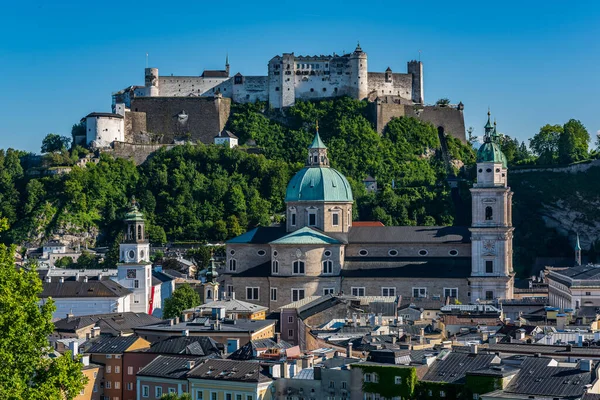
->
<box><xmin>144</xmin><ymin>67</ymin><xmax>159</xmax><ymax>97</ymax></box>
<box><xmin>575</xmin><ymin>233</ymin><xmax>582</xmax><ymax>266</ymax></box>
<box><xmin>469</xmin><ymin>112</ymin><xmax>514</xmax><ymax>302</ymax></box>
<box><xmin>407</xmin><ymin>60</ymin><xmax>423</xmax><ymax>104</ymax></box>
<box><xmin>349</xmin><ymin>43</ymin><xmax>368</xmax><ymax>100</ymax></box>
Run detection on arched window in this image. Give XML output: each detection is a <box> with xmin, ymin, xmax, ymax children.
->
<box><xmin>206</xmin><ymin>289</ymin><xmax>212</xmax><ymax>300</ymax></box>
<box><xmin>272</xmin><ymin>260</ymin><xmax>279</xmax><ymax>274</ymax></box>
<box><xmin>322</xmin><ymin>260</ymin><xmax>333</xmax><ymax>274</ymax></box>
<box><xmin>137</xmin><ymin>225</ymin><xmax>142</xmax><ymax>240</ymax></box>
<box><xmin>485</xmin><ymin>206</ymin><xmax>493</xmax><ymax>221</ymax></box>
<box><xmin>293</xmin><ymin>261</ymin><xmax>305</xmax><ymax>275</ymax></box>
<box><xmin>229</xmin><ymin>259</ymin><xmax>237</xmax><ymax>272</ymax></box>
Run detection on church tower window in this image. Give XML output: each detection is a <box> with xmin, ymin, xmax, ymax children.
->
<box><xmin>272</xmin><ymin>260</ymin><xmax>279</xmax><ymax>274</ymax></box>
<box><xmin>322</xmin><ymin>260</ymin><xmax>333</xmax><ymax>274</ymax></box>
<box><xmin>332</xmin><ymin>213</ymin><xmax>339</xmax><ymax>226</ymax></box>
<box><xmin>308</xmin><ymin>211</ymin><xmax>317</xmax><ymax>226</ymax></box>
<box><xmin>229</xmin><ymin>259</ymin><xmax>237</xmax><ymax>272</ymax></box>
<box><xmin>293</xmin><ymin>261</ymin><xmax>305</xmax><ymax>275</ymax></box>
<box><xmin>485</xmin><ymin>260</ymin><xmax>494</xmax><ymax>273</ymax></box>
<box><xmin>485</xmin><ymin>206</ymin><xmax>493</xmax><ymax>220</ymax></box>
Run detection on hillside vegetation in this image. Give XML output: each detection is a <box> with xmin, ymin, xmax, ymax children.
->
<box><xmin>3</xmin><ymin>96</ymin><xmax>586</xmax><ymax>277</ymax></box>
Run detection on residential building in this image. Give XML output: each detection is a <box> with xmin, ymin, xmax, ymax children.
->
<box><xmin>184</xmin><ymin>298</ymin><xmax>269</xmax><ymax>321</ymax></box>
<box><xmin>137</xmin><ymin>355</ymin><xmax>202</xmax><ymax>399</ymax></box>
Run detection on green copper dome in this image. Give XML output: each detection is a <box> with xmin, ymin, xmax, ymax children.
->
<box><xmin>285</xmin><ymin>167</ymin><xmax>353</xmax><ymax>202</ymax></box>
<box><xmin>124</xmin><ymin>197</ymin><xmax>145</xmax><ymax>222</ymax></box>
<box><xmin>477</xmin><ymin>141</ymin><xmax>507</xmax><ymax>168</ymax></box>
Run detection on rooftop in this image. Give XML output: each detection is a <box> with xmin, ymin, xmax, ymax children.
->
<box><xmin>270</xmin><ymin>227</ymin><xmax>341</xmax><ymax>245</ymax></box>
<box><xmin>187</xmin><ymin>359</ymin><xmax>272</xmax><ymax>383</ymax></box>
<box><xmin>134</xmin><ymin>317</ymin><xmax>276</xmax><ymax>335</ymax></box>
<box><xmin>41</xmin><ymin>278</ymin><xmax>131</xmax><ymax>298</ymax></box>
<box><xmin>85</xmin><ymin>336</ymin><xmax>146</xmax><ymax>354</ymax></box>
<box><xmin>189</xmin><ymin>298</ymin><xmax>269</xmax><ymax>314</ymax></box>
<box><xmin>348</xmin><ymin>226</ymin><xmax>470</xmax><ymax>244</ymax></box>
<box><xmin>53</xmin><ymin>312</ymin><xmax>162</xmax><ymax>336</ymax></box>
<box><xmin>138</xmin><ymin>355</ymin><xmax>203</xmax><ymax>379</ymax></box>
<box><xmin>149</xmin><ymin>336</ymin><xmax>222</xmax><ymax>356</ymax></box>
<box><xmin>422</xmin><ymin>352</ymin><xmax>500</xmax><ymax>384</ymax></box>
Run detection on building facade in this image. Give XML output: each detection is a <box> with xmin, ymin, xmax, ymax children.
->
<box><xmin>222</xmin><ymin>115</ymin><xmax>514</xmax><ymax>311</ymax></box>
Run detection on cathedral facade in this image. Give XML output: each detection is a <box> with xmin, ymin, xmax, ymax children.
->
<box><xmin>221</xmin><ymin>114</ymin><xmax>514</xmax><ymax>310</ymax></box>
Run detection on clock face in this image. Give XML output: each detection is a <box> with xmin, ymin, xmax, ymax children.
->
<box><xmin>126</xmin><ymin>269</ymin><xmax>136</xmax><ymax>279</ymax></box>
<box><xmin>483</xmin><ymin>240</ymin><xmax>496</xmax><ymax>255</ymax></box>
<box><xmin>128</xmin><ymin>250</ymin><xmax>135</xmax><ymax>260</ymax></box>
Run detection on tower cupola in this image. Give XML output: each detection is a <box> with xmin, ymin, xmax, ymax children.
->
<box><xmin>123</xmin><ymin>197</ymin><xmax>147</xmax><ymax>244</ymax></box>
<box><xmin>307</xmin><ymin>122</ymin><xmax>330</xmax><ymax>167</ymax></box>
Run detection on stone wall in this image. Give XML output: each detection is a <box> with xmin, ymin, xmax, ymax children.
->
<box><xmin>368</xmin><ymin>99</ymin><xmax>466</xmax><ymax>143</ymax></box>
<box><xmin>124</xmin><ymin>111</ymin><xmax>147</xmax><ymax>142</ymax></box>
<box><xmin>130</xmin><ymin>96</ymin><xmax>230</xmax><ymax>144</ymax></box>
<box><xmin>110</xmin><ymin>142</ymin><xmax>176</xmax><ymax>166</ymax></box>
<box><xmin>367</xmin><ymin>72</ymin><xmax>412</xmax><ymax>99</ymax></box>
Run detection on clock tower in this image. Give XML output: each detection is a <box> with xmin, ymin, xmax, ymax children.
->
<box><xmin>115</xmin><ymin>197</ymin><xmax>154</xmax><ymax>314</ymax></box>
<box><xmin>469</xmin><ymin>113</ymin><xmax>514</xmax><ymax>302</ymax></box>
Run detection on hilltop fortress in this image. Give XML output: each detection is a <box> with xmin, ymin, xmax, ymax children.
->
<box><xmin>76</xmin><ymin>44</ymin><xmax>465</xmax><ymax>160</ymax></box>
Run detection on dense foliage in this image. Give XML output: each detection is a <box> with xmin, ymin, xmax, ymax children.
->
<box><xmin>0</xmin><ymin>244</ymin><xmax>86</xmax><ymax>398</ymax></box>
<box><xmin>163</xmin><ymin>284</ymin><xmax>201</xmax><ymax>319</ymax></box>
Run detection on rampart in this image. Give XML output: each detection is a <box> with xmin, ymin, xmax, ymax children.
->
<box><xmin>110</xmin><ymin>142</ymin><xmax>177</xmax><ymax>165</ymax></box>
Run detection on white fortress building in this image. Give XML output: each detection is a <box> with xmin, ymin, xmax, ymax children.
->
<box><xmin>112</xmin><ymin>44</ymin><xmax>424</xmax><ymax>110</ymax></box>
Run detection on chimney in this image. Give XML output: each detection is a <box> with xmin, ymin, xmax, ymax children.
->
<box><xmin>182</xmin><ymin>330</ymin><xmax>189</xmax><ymax>337</ymax></box>
<box><xmin>232</xmin><ymin>291</ymin><xmax>235</xmax><ymax>300</ymax></box>
<box><xmin>580</xmin><ymin>359</ymin><xmax>592</xmax><ymax>372</ymax></box>
<box><xmin>420</xmin><ymin>327</ymin><xmax>425</xmax><ymax>344</ymax></box>
<box><xmin>186</xmin><ymin>360</ymin><xmax>196</xmax><ymax>370</ymax></box>
<box><xmin>59</xmin><ymin>277</ymin><xmax>64</xmax><ymax>283</ymax></box>
<box><xmin>83</xmin><ymin>276</ymin><xmax>88</xmax><ymax>283</ymax></box>
<box><xmin>470</xmin><ymin>344</ymin><xmax>478</xmax><ymax>354</ymax></box>
<box><xmin>275</xmin><ymin>332</ymin><xmax>281</xmax><ymax>343</ymax></box>
<box><xmin>346</xmin><ymin>342</ymin><xmax>353</xmax><ymax>358</ymax></box>
<box><xmin>69</xmin><ymin>341</ymin><xmax>79</xmax><ymax>357</ymax></box>
<box><xmin>45</xmin><ymin>276</ymin><xmax>51</xmax><ymax>283</ymax></box>
<box><xmin>80</xmin><ymin>355</ymin><xmax>90</xmax><ymax>367</ymax></box>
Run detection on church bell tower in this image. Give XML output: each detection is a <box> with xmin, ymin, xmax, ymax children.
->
<box><xmin>469</xmin><ymin>112</ymin><xmax>514</xmax><ymax>302</ymax></box>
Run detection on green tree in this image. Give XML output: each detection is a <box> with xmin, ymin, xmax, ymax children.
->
<box><xmin>75</xmin><ymin>251</ymin><xmax>97</xmax><ymax>269</ymax></box>
<box><xmin>41</xmin><ymin>134</ymin><xmax>71</xmax><ymax>154</ymax></box>
<box><xmin>558</xmin><ymin>119</ymin><xmax>589</xmax><ymax>163</ymax></box>
<box><xmin>160</xmin><ymin>393</ymin><xmax>192</xmax><ymax>400</ymax></box>
<box><xmin>54</xmin><ymin>256</ymin><xmax>74</xmax><ymax>268</ymax></box>
<box><xmin>0</xmin><ymin>245</ymin><xmax>86</xmax><ymax>398</ymax></box>
<box><xmin>435</xmin><ymin>98</ymin><xmax>451</xmax><ymax>107</ymax></box>
<box><xmin>530</xmin><ymin>124</ymin><xmax>562</xmax><ymax>164</ymax></box>
<box><xmin>163</xmin><ymin>284</ymin><xmax>201</xmax><ymax>319</ymax></box>
<box><xmin>186</xmin><ymin>247</ymin><xmax>211</xmax><ymax>271</ymax></box>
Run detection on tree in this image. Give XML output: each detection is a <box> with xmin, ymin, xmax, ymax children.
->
<box><xmin>467</xmin><ymin>127</ymin><xmax>478</xmax><ymax>148</ymax></box>
<box><xmin>435</xmin><ymin>98</ymin><xmax>451</xmax><ymax>107</ymax></box>
<box><xmin>186</xmin><ymin>247</ymin><xmax>211</xmax><ymax>271</ymax></box>
<box><xmin>75</xmin><ymin>251</ymin><xmax>98</xmax><ymax>269</ymax></box>
<box><xmin>41</xmin><ymin>134</ymin><xmax>71</xmax><ymax>154</ymax></box>
<box><xmin>160</xmin><ymin>393</ymin><xmax>192</xmax><ymax>400</ymax></box>
<box><xmin>529</xmin><ymin>124</ymin><xmax>562</xmax><ymax>164</ymax></box>
<box><xmin>54</xmin><ymin>256</ymin><xmax>74</xmax><ymax>268</ymax></box>
<box><xmin>0</xmin><ymin>245</ymin><xmax>86</xmax><ymax>398</ymax></box>
<box><xmin>163</xmin><ymin>284</ymin><xmax>201</xmax><ymax>319</ymax></box>
<box><xmin>558</xmin><ymin>119</ymin><xmax>589</xmax><ymax>163</ymax></box>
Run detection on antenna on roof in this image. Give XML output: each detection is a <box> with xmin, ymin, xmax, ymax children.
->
<box><xmin>146</xmin><ymin>53</ymin><xmax>149</xmax><ymax>68</ymax></box>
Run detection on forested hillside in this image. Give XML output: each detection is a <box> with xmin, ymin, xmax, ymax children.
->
<box><xmin>3</xmin><ymin>96</ymin><xmax>589</xmax><ymax>277</ymax></box>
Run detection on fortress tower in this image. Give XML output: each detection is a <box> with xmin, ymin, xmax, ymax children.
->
<box><xmin>144</xmin><ymin>67</ymin><xmax>159</xmax><ymax>97</ymax></box>
<box><xmin>469</xmin><ymin>113</ymin><xmax>514</xmax><ymax>302</ymax></box>
<box><xmin>350</xmin><ymin>43</ymin><xmax>368</xmax><ymax>100</ymax></box>
<box><xmin>407</xmin><ymin>60</ymin><xmax>423</xmax><ymax>104</ymax></box>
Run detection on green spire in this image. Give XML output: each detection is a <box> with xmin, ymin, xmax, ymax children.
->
<box><xmin>309</xmin><ymin>121</ymin><xmax>327</xmax><ymax>149</ymax></box>
<box><xmin>205</xmin><ymin>254</ymin><xmax>218</xmax><ymax>283</ymax></box>
<box><xmin>483</xmin><ymin>109</ymin><xmax>494</xmax><ymax>142</ymax></box>
<box><xmin>575</xmin><ymin>233</ymin><xmax>582</xmax><ymax>251</ymax></box>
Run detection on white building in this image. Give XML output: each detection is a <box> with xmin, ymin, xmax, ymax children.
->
<box><xmin>547</xmin><ymin>264</ymin><xmax>600</xmax><ymax>309</ymax></box>
<box><xmin>214</xmin><ymin>130</ymin><xmax>238</xmax><ymax>148</ymax></box>
<box><xmin>42</xmin><ymin>240</ymin><xmax>67</xmax><ymax>258</ymax></box>
<box><xmin>84</xmin><ymin>112</ymin><xmax>125</xmax><ymax>148</ymax></box>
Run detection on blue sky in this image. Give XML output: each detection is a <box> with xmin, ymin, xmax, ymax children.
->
<box><xmin>1</xmin><ymin>0</ymin><xmax>599</xmax><ymax>153</ymax></box>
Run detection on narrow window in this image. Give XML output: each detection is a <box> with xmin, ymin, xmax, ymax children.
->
<box><xmin>332</xmin><ymin>213</ymin><xmax>339</xmax><ymax>226</ymax></box>
<box><xmin>322</xmin><ymin>260</ymin><xmax>333</xmax><ymax>274</ymax></box>
<box><xmin>485</xmin><ymin>206</ymin><xmax>493</xmax><ymax>221</ymax></box>
<box><xmin>308</xmin><ymin>212</ymin><xmax>317</xmax><ymax>226</ymax></box>
<box><xmin>271</xmin><ymin>260</ymin><xmax>279</xmax><ymax>274</ymax></box>
<box><xmin>485</xmin><ymin>260</ymin><xmax>494</xmax><ymax>273</ymax></box>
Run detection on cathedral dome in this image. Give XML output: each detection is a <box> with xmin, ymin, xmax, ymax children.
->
<box><xmin>285</xmin><ymin>166</ymin><xmax>353</xmax><ymax>202</ymax></box>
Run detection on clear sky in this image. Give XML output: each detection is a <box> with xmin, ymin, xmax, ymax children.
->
<box><xmin>1</xmin><ymin>0</ymin><xmax>599</xmax><ymax>153</ymax></box>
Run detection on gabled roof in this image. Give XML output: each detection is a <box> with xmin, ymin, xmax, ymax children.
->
<box><xmin>187</xmin><ymin>359</ymin><xmax>272</xmax><ymax>383</ymax></box>
<box><xmin>270</xmin><ymin>227</ymin><xmax>341</xmax><ymax>245</ymax></box>
<box><xmin>153</xmin><ymin>271</ymin><xmax>174</xmax><ymax>283</ymax></box>
<box><xmin>502</xmin><ymin>357</ymin><xmax>593</xmax><ymax>398</ymax></box>
<box><xmin>348</xmin><ymin>226</ymin><xmax>470</xmax><ymax>244</ymax></box>
<box><xmin>53</xmin><ymin>312</ymin><xmax>161</xmax><ymax>336</ymax></box>
<box><xmin>422</xmin><ymin>352</ymin><xmax>500</xmax><ymax>384</ymax></box>
<box><xmin>149</xmin><ymin>336</ymin><xmax>221</xmax><ymax>356</ymax></box>
<box><xmin>41</xmin><ymin>279</ymin><xmax>131</xmax><ymax>298</ymax></box>
<box><xmin>201</xmin><ymin>70</ymin><xmax>228</xmax><ymax>78</ymax></box>
<box><xmin>85</xmin><ymin>336</ymin><xmax>147</xmax><ymax>354</ymax></box>
<box><xmin>138</xmin><ymin>355</ymin><xmax>203</xmax><ymax>379</ymax></box>
<box><xmin>194</xmin><ymin>298</ymin><xmax>268</xmax><ymax>314</ymax></box>
<box><xmin>215</xmin><ymin>130</ymin><xmax>238</xmax><ymax>139</ymax></box>
<box><xmin>228</xmin><ymin>339</ymin><xmax>294</xmax><ymax>360</ymax></box>
<box><xmin>226</xmin><ymin>226</ymin><xmax>286</xmax><ymax>244</ymax></box>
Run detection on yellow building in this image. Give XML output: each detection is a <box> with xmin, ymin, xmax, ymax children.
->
<box><xmin>187</xmin><ymin>359</ymin><xmax>273</xmax><ymax>400</ymax></box>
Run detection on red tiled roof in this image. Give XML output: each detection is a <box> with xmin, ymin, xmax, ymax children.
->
<box><xmin>353</xmin><ymin>221</ymin><xmax>385</xmax><ymax>227</ymax></box>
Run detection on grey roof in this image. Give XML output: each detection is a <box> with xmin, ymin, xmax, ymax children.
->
<box><xmin>293</xmin><ymin>367</ymin><xmax>314</xmax><ymax>380</ymax></box>
<box><xmin>85</xmin><ymin>112</ymin><xmax>124</xmax><ymax>119</ymax></box>
<box><xmin>422</xmin><ymin>352</ymin><xmax>499</xmax><ymax>383</ymax></box>
<box><xmin>343</xmin><ymin>257</ymin><xmax>471</xmax><ymax>279</ymax></box>
<box><xmin>138</xmin><ymin>355</ymin><xmax>203</xmax><ymax>379</ymax></box>
<box><xmin>149</xmin><ymin>336</ymin><xmax>222</xmax><ymax>356</ymax></box>
<box><xmin>134</xmin><ymin>318</ymin><xmax>275</xmax><ymax>335</ymax></box>
<box><xmin>227</xmin><ymin>226</ymin><xmax>286</xmax><ymax>244</ymax></box>
<box><xmin>503</xmin><ymin>357</ymin><xmax>593</xmax><ymax>398</ymax></box>
<box><xmin>85</xmin><ymin>336</ymin><xmax>143</xmax><ymax>354</ymax></box>
<box><xmin>53</xmin><ymin>312</ymin><xmax>161</xmax><ymax>336</ymax></box>
<box><xmin>228</xmin><ymin>339</ymin><xmax>294</xmax><ymax>360</ymax></box>
<box><xmin>487</xmin><ymin>343</ymin><xmax>600</xmax><ymax>358</ymax></box>
<box><xmin>399</xmin><ymin>297</ymin><xmax>446</xmax><ymax>310</ymax></box>
<box><xmin>348</xmin><ymin>226</ymin><xmax>470</xmax><ymax>244</ymax></box>
<box><xmin>187</xmin><ymin>359</ymin><xmax>272</xmax><ymax>383</ymax></box>
<box><xmin>153</xmin><ymin>271</ymin><xmax>174</xmax><ymax>283</ymax></box>
<box><xmin>215</xmin><ymin>130</ymin><xmax>238</xmax><ymax>139</ymax></box>
<box><xmin>551</xmin><ymin>264</ymin><xmax>600</xmax><ymax>281</ymax></box>
<box><xmin>41</xmin><ymin>278</ymin><xmax>131</xmax><ymax>298</ymax></box>
<box><xmin>193</xmin><ymin>298</ymin><xmax>268</xmax><ymax>314</ymax></box>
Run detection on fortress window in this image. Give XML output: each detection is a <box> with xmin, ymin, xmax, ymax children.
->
<box><xmin>485</xmin><ymin>206</ymin><xmax>493</xmax><ymax>220</ymax></box>
<box><xmin>323</xmin><ymin>88</ymin><xmax>327</xmax><ymax>92</ymax></box>
<box><xmin>310</xmin><ymin>88</ymin><xmax>314</xmax><ymax>92</ymax></box>
<box><xmin>293</xmin><ymin>261</ymin><xmax>305</xmax><ymax>275</ymax></box>
<box><xmin>275</xmin><ymin>87</ymin><xmax>280</xmax><ymax>91</ymax></box>
<box><xmin>229</xmin><ymin>259</ymin><xmax>237</xmax><ymax>272</ymax></box>
<box><xmin>478</xmin><ymin>169</ymin><xmax>482</xmax><ymax>173</ymax></box>
<box><xmin>485</xmin><ymin>261</ymin><xmax>494</xmax><ymax>273</ymax></box>
<box><xmin>322</xmin><ymin>260</ymin><xmax>333</xmax><ymax>274</ymax></box>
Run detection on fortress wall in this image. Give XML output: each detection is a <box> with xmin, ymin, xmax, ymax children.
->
<box><xmin>111</xmin><ymin>142</ymin><xmax>176</xmax><ymax>165</ymax></box>
<box><xmin>232</xmin><ymin>76</ymin><xmax>269</xmax><ymax>103</ymax></box>
<box><xmin>158</xmin><ymin>76</ymin><xmax>229</xmax><ymax>97</ymax></box>
<box><xmin>367</xmin><ymin>72</ymin><xmax>412</xmax><ymax>99</ymax></box>
<box><xmin>124</xmin><ymin>111</ymin><xmax>147</xmax><ymax>142</ymax></box>
<box><xmin>368</xmin><ymin>99</ymin><xmax>466</xmax><ymax>143</ymax></box>
<box><xmin>130</xmin><ymin>96</ymin><xmax>231</xmax><ymax>144</ymax></box>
